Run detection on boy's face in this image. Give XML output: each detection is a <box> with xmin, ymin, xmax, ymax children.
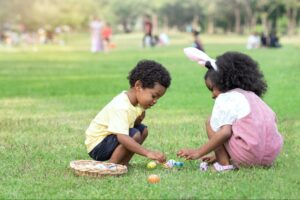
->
<box><xmin>136</xmin><ymin>82</ymin><xmax>166</xmax><ymax>109</ymax></box>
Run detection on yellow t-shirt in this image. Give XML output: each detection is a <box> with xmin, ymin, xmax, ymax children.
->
<box><xmin>85</xmin><ymin>91</ymin><xmax>144</xmax><ymax>153</ymax></box>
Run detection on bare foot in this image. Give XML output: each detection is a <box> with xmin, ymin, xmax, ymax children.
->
<box><xmin>201</xmin><ymin>154</ymin><xmax>216</xmax><ymax>164</ymax></box>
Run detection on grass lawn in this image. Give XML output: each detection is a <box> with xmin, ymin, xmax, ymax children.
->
<box><xmin>0</xmin><ymin>32</ymin><xmax>299</xmax><ymax>199</ymax></box>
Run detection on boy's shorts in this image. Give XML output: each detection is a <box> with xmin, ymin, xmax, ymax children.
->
<box><xmin>88</xmin><ymin>124</ymin><xmax>147</xmax><ymax>161</ymax></box>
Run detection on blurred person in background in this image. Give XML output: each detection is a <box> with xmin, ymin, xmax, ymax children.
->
<box><xmin>89</xmin><ymin>16</ymin><xmax>104</xmax><ymax>53</ymax></box>
<box><xmin>268</xmin><ymin>31</ymin><xmax>281</xmax><ymax>48</ymax></box>
<box><xmin>246</xmin><ymin>32</ymin><xmax>260</xmax><ymax>49</ymax></box>
<box><xmin>102</xmin><ymin>22</ymin><xmax>114</xmax><ymax>51</ymax></box>
<box><xmin>192</xmin><ymin>30</ymin><xmax>205</xmax><ymax>52</ymax></box>
<box><xmin>142</xmin><ymin>15</ymin><xmax>153</xmax><ymax>48</ymax></box>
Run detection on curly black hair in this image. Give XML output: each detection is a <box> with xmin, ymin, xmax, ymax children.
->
<box><xmin>204</xmin><ymin>52</ymin><xmax>267</xmax><ymax>97</ymax></box>
<box><xmin>128</xmin><ymin>60</ymin><xmax>171</xmax><ymax>89</ymax></box>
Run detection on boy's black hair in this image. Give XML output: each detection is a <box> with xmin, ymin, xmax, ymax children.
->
<box><xmin>128</xmin><ymin>60</ymin><xmax>171</xmax><ymax>88</ymax></box>
<box><xmin>204</xmin><ymin>52</ymin><xmax>267</xmax><ymax>97</ymax></box>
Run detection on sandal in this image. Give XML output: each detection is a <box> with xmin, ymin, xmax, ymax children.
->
<box><xmin>213</xmin><ymin>162</ymin><xmax>236</xmax><ymax>172</ymax></box>
<box><xmin>199</xmin><ymin>161</ymin><xmax>209</xmax><ymax>171</ymax></box>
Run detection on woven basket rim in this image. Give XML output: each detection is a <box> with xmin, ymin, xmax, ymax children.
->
<box><xmin>70</xmin><ymin>160</ymin><xmax>128</xmax><ymax>177</ymax></box>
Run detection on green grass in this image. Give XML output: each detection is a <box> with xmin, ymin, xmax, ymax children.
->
<box><xmin>0</xmin><ymin>32</ymin><xmax>300</xmax><ymax>199</ymax></box>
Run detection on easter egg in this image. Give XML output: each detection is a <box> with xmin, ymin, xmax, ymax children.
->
<box><xmin>147</xmin><ymin>174</ymin><xmax>160</xmax><ymax>184</ymax></box>
<box><xmin>174</xmin><ymin>162</ymin><xmax>184</xmax><ymax>167</ymax></box>
<box><xmin>147</xmin><ymin>161</ymin><xmax>157</xmax><ymax>169</ymax></box>
<box><xmin>165</xmin><ymin>159</ymin><xmax>176</xmax><ymax>168</ymax></box>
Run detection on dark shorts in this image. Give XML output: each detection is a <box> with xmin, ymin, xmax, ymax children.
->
<box><xmin>88</xmin><ymin>124</ymin><xmax>147</xmax><ymax>161</ymax></box>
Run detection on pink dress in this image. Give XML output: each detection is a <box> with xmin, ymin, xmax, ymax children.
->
<box><xmin>224</xmin><ymin>89</ymin><xmax>283</xmax><ymax>167</ymax></box>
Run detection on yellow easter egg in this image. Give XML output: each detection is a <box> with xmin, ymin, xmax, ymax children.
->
<box><xmin>147</xmin><ymin>161</ymin><xmax>157</xmax><ymax>169</ymax></box>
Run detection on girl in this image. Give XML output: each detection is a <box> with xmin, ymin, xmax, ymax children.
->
<box><xmin>178</xmin><ymin>48</ymin><xmax>283</xmax><ymax>171</ymax></box>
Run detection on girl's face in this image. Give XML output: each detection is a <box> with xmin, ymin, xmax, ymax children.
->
<box><xmin>136</xmin><ymin>82</ymin><xmax>166</xmax><ymax>109</ymax></box>
<box><xmin>205</xmin><ymin>78</ymin><xmax>221</xmax><ymax>99</ymax></box>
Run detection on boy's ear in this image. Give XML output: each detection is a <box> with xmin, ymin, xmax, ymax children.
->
<box><xmin>134</xmin><ymin>80</ymin><xmax>143</xmax><ymax>89</ymax></box>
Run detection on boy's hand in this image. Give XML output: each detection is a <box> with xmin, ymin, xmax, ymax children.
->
<box><xmin>146</xmin><ymin>151</ymin><xmax>166</xmax><ymax>163</ymax></box>
<box><xmin>177</xmin><ymin>148</ymin><xmax>201</xmax><ymax>160</ymax></box>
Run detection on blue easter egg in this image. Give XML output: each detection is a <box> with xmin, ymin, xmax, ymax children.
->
<box><xmin>174</xmin><ymin>162</ymin><xmax>184</xmax><ymax>167</ymax></box>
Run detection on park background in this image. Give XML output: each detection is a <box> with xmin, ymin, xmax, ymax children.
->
<box><xmin>1</xmin><ymin>0</ymin><xmax>300</xmax><ymax>199</ymax></box>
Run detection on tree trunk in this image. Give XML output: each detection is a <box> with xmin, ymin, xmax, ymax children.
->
<box><xmin>244</xmin><ymin>0</ymin><xmax>257</xmax><ymax>32</ymax></box>
<box><xmin>122</xmin><ymin>20</ymin><xmax>130</xmax><ymax>33</ymax></box>
<box><xmin>163</xmin><ymin>16</ymin><xmax>169</xmax><ymax>32</ymax></box>
<box><xmin>152</xmin><ymin>14</ymin><xmax>158</xmax><ymax>35</ymax></box>
<box><xmin>207</xmin><ymin>15</ymin><xmax>214</xmax><ymax>34</ymax></box>
<box><xmin>251</xmin><ymin>15</ymin><xmax>257</xmax><ymax>31</ymax></box>
<box><xmin>261</xmin><ymin>12</ymin><xmax>268</xmax><ymax>33</ymax></box>
<box><xmin>287</xmin><ymin>7</ymin><xmax>298</xmax><ymax>36</ymax></box>
<box><xmin>234</xmin><ymin>5</ymin><xmax>241</xmax><ymax>34</ymax></box>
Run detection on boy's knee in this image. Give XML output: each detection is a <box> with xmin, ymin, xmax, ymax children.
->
<box><xmin>132</xmin><ymin>131</ymin><xmax>142</xmax><ymax>143</ymax></box>
<box><xmin>142</xmin><ymin>128</ymin><xmax>148</xmax><ymax>140</ymax></box>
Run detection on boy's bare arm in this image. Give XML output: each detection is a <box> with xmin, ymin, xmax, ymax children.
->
<box><xmin>134</xmin><ymin>111</ymin><xmax>145</xmax><ymax>126</ymax></box>
<box><xmin>116</xmin><ymin>133</ymin><xmax>166</xmax><ymax>162</ymax></box>
<box><xmin>117</xmin><ymin>134</ymin><xmax>148</xmax><ymax>156</ymax></box>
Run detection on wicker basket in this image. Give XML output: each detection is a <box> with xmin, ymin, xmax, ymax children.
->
<box><xmin>69</xmin><ymin>160</ymin><xmax>128</xmax><ymax>177</ymax></box>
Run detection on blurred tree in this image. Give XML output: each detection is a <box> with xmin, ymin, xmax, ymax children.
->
<box><xmin>244</xmin><ymin>0</ymin><xmax>259</xmax><ymax>32</ymax></box>
<box><xmin>109</xmin><ymin>0</ymin><xmax>149</xmax><ymax>33</ymax></box>
<box><xmin>223</xmin><ymin>0</ymin><xmax>244</xmax><ymax>34</ymax></box>
<box><xmin>146</xmin><ymin>0</ymin><xmax>170</xmax><ymax>34</ymax></box>
<box><xmin>0</xmin><ymin>0</ymin><xmax>102</xmax><ymax>30</ymax></box>
<box><xmin>0</xmin><ymin>0</ymin><xmax>299</xmax><ymax>35</ymax></box>
<box><xmin>256</xmin><ymin>0</ymin><xmax>280</xmax><ymax>32</ymax></box>
<box><xmin>0</xmin><ymin>0</ymin><xmax>35</xmax><ymax>30</ymax></box>
<box><xmin>31</xmin><ymin>0</ymin><xmax>101</xmax><ymax>29</ymax></box>
<box><xmin>199</xmin><ymin>0</ymin><xmax>219</xmax><ymax>34</ymax></box>
<box><xmin>159</xmin><ymin>0</ymin><xmax>203</xmax><ymax>31</ymax></box>
<box><xmin>280</xmin><ymin>0</ymin><xmax>300</xmax><ymax>36</ymax></box>
<box><xmin>243</xmin><ymin>0</ymin><xmax>284</xmax><ymax>33</ymax></box>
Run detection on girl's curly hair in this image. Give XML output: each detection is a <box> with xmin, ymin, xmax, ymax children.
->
<box><xmin>128</xmin><ymin>60</ymin><xmax>171</xmax><ymax>88</ymax></box>
<box><xmin>204</xmin><ymin>52</ymin><xmax>267</xmax><ymax>97</ymax></box>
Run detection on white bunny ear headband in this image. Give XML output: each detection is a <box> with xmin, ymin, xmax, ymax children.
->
<box><xmin>183</xmin><ymin>47</ymin><xmax>218</xmax><ymax>71</ymax></box>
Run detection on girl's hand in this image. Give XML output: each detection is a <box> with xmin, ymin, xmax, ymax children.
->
<box><xmin>146</xmin><ymin>151</ymin><xmax>166</xmax><ymax>163</ymax></box>
<box><xmin>177</xmin><ymin>148</ymin><xmax>193</xmax><ymax>157</ymax></box>
<box><xmin>177</xmin><ymin>148</ymin><xmax>201</xmax><ymax>160</ymax></box>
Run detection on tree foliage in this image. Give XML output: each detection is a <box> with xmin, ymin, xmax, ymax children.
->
<box><xmin>0</xmin><ymin>0</ymin><xmax>299</xmax><ymax>35</ymax></box>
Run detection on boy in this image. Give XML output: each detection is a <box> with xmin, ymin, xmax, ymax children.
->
<box><xmin>85</xmin><ymin>60</ymin><xmax>171</xmax><ymax>165</ymax></box>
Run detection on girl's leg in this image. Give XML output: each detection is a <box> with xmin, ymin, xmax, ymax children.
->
<box><xmin>205</xmin><ymin>117</ymin><xmax>231</xmax><ymax>165</ymax></box>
